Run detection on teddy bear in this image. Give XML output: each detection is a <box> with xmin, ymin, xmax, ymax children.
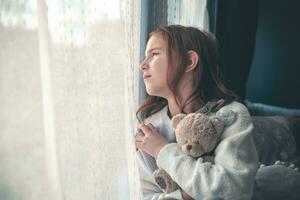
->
<box><xmin>153</xmin><ymin>112</ymin><xmax>225</xmax><ymax>194</ymax></box>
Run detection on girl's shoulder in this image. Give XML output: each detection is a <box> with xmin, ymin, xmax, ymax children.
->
<box><xmin>208</xmin><ymin>100</ymin><xmax>252</xmax><ymax>129</ymax></box>
<box><xmin>207</xmin><ymin>100</ymin><xmax>250</xmax><ymax>117</ymax></box>
<box><xmin>217</xmin><ymin>100</ymin><xmax>250</xmax><ymax>115</ymax></box>
<box><xmin>208</xmin><ymin>101</ymin><xmax>254</xmax><ymax>142</ymax></box>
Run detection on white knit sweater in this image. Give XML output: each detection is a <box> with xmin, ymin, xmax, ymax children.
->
<box><xmin>136</xmin><ymin>101</ymin><xmax>259</xmax><ymax>200</ymax></box>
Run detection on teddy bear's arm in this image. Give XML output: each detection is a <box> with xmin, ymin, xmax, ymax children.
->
<box><xmin>136</xmin><ymin>150</ymin><xmax>184</xmax><ymax>199</ymax></box>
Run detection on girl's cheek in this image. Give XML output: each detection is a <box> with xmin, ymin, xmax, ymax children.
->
<box><xmin>153</xmin><ymin>59</ymin><xmax>162</xmax><ymax>66</ymax></box>
<box><xmin>150</xmin><ymin>58</ymin><xmax>158</xmax><ymax>64</ymax></box>
<box><xmin>148</xmin><ymin>59</ymin><xmax>155</xmax><ymax>66</ymax></box>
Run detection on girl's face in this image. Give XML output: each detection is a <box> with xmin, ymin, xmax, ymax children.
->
<box><xmin>140</xmin><ymin>33</ymin><xmax>172</xmax><ymax>98</ymax></box>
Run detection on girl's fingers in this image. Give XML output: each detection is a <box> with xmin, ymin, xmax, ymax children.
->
<box><xmin>135</xmin><ymin>140</ymin><xmax>142</xmax><ymax>147</ymax></box>
<box><xmin>134</xmin><ymin>134</ymin><xmax>144</xmax><ymax>142</ymax></box>
<box><xmin>138</xmin><ymin>123</ymin><xmax>152</xmax><ymax>136</ymax></box>
<box><xmin>135</xmin><ymin>140</ymin><xmax>143</xmax><ymax>151</ymax></box>
<box><xmin>147</xmin><ymin>123</ymin><xmax>157</xmax><ymax>133</ymax></box>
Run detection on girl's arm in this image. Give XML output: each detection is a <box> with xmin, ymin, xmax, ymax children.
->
<box><xmin>156</xmin><ymin>102</ymin><xmax>259</xmax><ymax>200</ymax></box>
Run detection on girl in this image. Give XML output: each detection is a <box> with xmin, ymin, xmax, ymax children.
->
<box><xmin>134</xmin><ymin>25</ymin><xmax>259</xmax><ymax>200</ymax></box>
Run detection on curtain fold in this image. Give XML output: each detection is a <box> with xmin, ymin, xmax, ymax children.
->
<box><xmin>122</xmin><ymin>0</ymin><xmax>143</xmax><ymax>199</ymax></box>
<box><xmin>206</xmin><ymin>0</ymin><xmax>259</xmax><ymax>101</ymax></box>
<box><xmin>37</xmin><ymin>0</ymin><xmax>63</xmax><ymax>199</ymax></box>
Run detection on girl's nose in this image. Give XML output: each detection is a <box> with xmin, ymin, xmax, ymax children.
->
<box><xmin>139</xmin><ymin>57</ymin><xmax>149</xmax><ymax>71</ymax></box>
<box><xmin>139</xmin><ymin>62</ymin><xmax>146</xmax><ymax>70</ymax></box>
<box><xmin>140</xmin><ymin>60</ymin><xmax>147</xmax><ymax>71</ymax></box>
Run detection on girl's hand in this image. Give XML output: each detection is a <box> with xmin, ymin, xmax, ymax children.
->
<box><xmin>135</xmin><ymin>123</ymin><xmax>169</xmax><ymax>158</ymax></box>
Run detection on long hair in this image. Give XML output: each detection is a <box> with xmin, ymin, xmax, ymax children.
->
<box><xmin>136</xmin><ymin>25</ymin><xmax>239</xmax><ymax>123</ymax></box>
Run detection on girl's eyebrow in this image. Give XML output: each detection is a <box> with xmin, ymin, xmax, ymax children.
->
<box><xmin>145</xmin><ymin>47</ymin><xmax>163</xmax><ymax>56</ymax></box>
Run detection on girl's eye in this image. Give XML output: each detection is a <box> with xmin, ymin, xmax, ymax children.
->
<box><xmin>142</xmin><ymin>52</ymin><xmax>159</xmax><ymax>64</ymax></box>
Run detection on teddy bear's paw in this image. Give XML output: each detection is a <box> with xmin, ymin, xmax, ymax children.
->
<box><xmin>216</xmin><ymin>109</ymin><xmax>237</xmax><ymax>126</ymax></box>
<box><xmin>153</xmin><ymin>169</ymin><xmax>179</xmax><ymax>193</ymax></box>
<box><xmin>154</xmin><ymin>176</ymin><xmax>167</xmax><ymax>190</ymax></box>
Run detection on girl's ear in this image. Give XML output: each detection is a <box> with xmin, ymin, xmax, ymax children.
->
<box><xmin>185</xmin><ymin>50</ymin><xmax>199</xmax><ymax>72</ymax></box>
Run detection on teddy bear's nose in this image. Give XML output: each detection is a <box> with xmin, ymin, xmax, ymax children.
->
<box><xmin>186</xmin><ymin>144</ymin><xmax>192</xmax><ymax>151</ymax></box>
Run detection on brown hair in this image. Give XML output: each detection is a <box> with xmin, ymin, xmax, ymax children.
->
<box><xmin>136</xmin><ymin>24</ymin><xmax>239</xmax><ymax>123</ymax></box>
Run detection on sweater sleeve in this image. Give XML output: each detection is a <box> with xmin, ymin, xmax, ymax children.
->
<box><xmin>136</xmin><ymin>150</ymin><xmax>184</xmax><ymax>200</ymax></box>
<box><xmin>156</xmin><ymin>102</ymin><xmax>259</xmax><ymax>200</ymax></box>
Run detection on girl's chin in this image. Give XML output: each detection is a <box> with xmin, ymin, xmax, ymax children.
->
<box><xmin>146</xmin><ymin>90</ymin><xmax>155</xmax><ymax>96</ymax></box>
<box><xmin>145</xmin><ymin>85</ymin><xmax>165</xmax><ymax>97</ymax></box>
<box><xmin>145</xmin><ymin>88</ymin><xmax>158</xmax><ymax>96</ymax></box>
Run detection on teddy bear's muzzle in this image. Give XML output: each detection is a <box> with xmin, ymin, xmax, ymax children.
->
<box><xmin>182</xmin><ymin>143</ymin><xmax>205</xmax><ymax>158</ymax></box>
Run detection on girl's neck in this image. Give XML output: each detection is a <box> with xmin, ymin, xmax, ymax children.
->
<box><xmin>166</xmin><ymin>74</ymin><xmax>205</xmax><ymax>119</ymax></box>
<box><xmin>166</xmin><ymin>98</ymin><xmax>206</xmax><ymax>119</ymax></box>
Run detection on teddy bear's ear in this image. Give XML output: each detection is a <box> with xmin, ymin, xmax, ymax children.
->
<box><xmin>210</xmin><ymin>116</ymin><xmax>224</xmax><ymax>134</ymax></box>
<box><xmin>171</xmin><ymin>113</ymin><xmax>186</xmax><ymax>130</ymax></box>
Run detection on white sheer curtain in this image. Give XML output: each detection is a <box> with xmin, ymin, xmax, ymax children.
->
<box><xmin>167</xmin><ymin>0</ymin><xmax>209</xmax><ymax>31</ymax></box>
<box><xmin>0</xmin><ymin>0</ymin><xmax>141</xmax><ymax>199</ymax></box>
